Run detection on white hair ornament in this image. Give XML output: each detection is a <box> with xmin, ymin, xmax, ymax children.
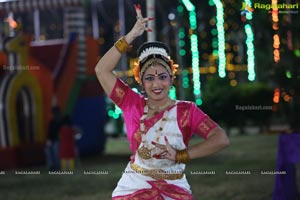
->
<box><xmin>139</xmin><ymin>47</ymin><xmax>168</xmax><ymax>62</ymax></box>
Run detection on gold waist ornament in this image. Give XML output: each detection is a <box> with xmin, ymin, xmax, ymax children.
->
<box><xmin>130</xmin><ymin>163</ymin><xmax>184</xmax><ymax>180</ymax></box>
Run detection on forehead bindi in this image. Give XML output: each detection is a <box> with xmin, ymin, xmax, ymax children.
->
<box><xmin>144</xmin><ymin>65</ymin><xmax>168</xmax><ymax>76</ymax></box>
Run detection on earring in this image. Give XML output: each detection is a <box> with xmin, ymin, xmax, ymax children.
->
<box><xmin>141</xmin><ymin>86</ymin><xmax>145</xmax><ymax>94</ymax></box>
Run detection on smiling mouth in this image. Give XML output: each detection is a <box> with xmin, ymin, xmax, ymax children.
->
<box><xmin>152</xmin><ymin>89</ymin><xmax>163</xmax><ymax>95</ymax></box>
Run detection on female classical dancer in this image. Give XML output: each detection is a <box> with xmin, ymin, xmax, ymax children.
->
<box><xmin>95</xmin><ymin>4</ymin><xmax>230</xmax><ymax>199</ymax></box>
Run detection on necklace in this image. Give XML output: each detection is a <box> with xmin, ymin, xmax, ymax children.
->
<box><xmin>137</xmin><ymin>105</ymin><xmax>153</xmax><ymax>159</ymax></box>
<box><xmin>147</xmin><ymin>99</ymin><xmax>172</xmax><ymax>115</ymax></box>
<box><xmin>137</xmin><ymin>104</ymin><xmax>169</xmax><ymax>160</ymax></box>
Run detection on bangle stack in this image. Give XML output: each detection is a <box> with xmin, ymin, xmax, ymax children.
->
<box><xmin>114</xmin><ymin>36</ymin><xmax>132</xmax><ymax>54</ymax></box>
<box><xmin>175</xmin><ymin>149</ymin><xmax>190</xmax><ymax>164</ymax></box>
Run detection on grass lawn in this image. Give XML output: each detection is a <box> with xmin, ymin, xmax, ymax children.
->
<box><xmin>0</xmin><ymin>133</ymin><xmax>281</xmax><ymax>200</ymax></box>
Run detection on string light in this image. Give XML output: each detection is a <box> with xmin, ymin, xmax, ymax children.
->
<box><xmin>106</xmin><ymin>88</ymin><xmax>141</xmax><ymax>119</ymax></box>
<box><xmin>212</xmin><ymin>0</ymin><xmax>226</xmax><ymax>78</ymax></box>
<box><xmin>182</xmin><ymin>69</ymin><xmax>190</xmax><ymax>89</ymax></box>
<box><xmin>244</xmin><ymin>0</ymin><xmax>253</xmax><ymax>20</ymax></box>
<box><xmin>240</xmin><ymin>0</ymin><xmax>255</xmax><ymax>81</ymax></box>
<box><xmin>178</xmin><ymin>27</ymin><xmax>186</xmax><ymax>56</ymax></box>
<box><xmin>273</xmin><ymin>34</ymin><xmax>280</xmax><ymax>63</ymax></box>
<box><xmin>244</xmin><ymin>24</ymin><xmax>255</xmax><ymax>81</ymax></box>
<box><xmin>273</xmin><ymin>88</ymin><xmax>280</xmax><ymax>103</ymax></box>
<box><xmin>107</xmin><ymin>104</ymin><xmax>122</xmax><ymax>119</ymax></box>
<box><xmin>169</xmin><ymin>86</ymin><xmax>177</xmax><ymax>99</ymax></box>
<box><xmin>272</xmin><ymin>0</ymin><xmax>280</xmax><ymax>63</ymax></box>
<box><xmin>285</xmin><ymin>71</ymin><xmax>292</xmax><ymax>79</ymax></box>
<box><xmin>177</xmin><ymin>4</ymin><xmax>190</xmax><ymax>91</ymax></box>
<box><xmin>182</xmin><ymin>0</ymin><xmax>202</xmax><ymax>105</ymax></box>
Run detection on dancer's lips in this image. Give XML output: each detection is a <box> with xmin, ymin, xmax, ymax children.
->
<box><xmin>152</xmin><ymin>89</ymin><xmax>163</xmax><ymax>95</ymax></box>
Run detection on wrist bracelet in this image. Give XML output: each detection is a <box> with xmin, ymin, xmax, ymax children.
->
<box><xmin>114</xmin><ymin>36</ymin><xmax>132</xmax><ymax>54</ymax></box>
<box><xmin>175</xmin><ymin>149</ymin><xmax>190</xmax><ymax>164</ymax></box>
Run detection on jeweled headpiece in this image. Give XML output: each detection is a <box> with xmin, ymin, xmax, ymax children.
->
<box><xmin>133</xmin><ymin>42</ymin><xmax>178</xmax><ymax>84</ymax></box>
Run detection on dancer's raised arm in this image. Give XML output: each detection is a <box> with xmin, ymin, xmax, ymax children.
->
<box><xmin>95</xmin><ymin>4</ymin><xmax>153</xmax><ymax>96</ymax></box>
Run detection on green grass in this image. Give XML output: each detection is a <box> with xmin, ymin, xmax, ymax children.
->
<box><xmin>0</xmin><ymin>134</ymin><xmax>280</xmax><ymax>200</ymax></box>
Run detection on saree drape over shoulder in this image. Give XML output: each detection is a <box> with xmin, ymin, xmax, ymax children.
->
<box><xmin>110</xmin><ymin>78</ymin><xmax>218</xmax><ymax>200</ymax></box>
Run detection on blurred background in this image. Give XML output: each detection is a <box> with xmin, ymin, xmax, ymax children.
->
<box><xmin>0</xmin><ymin>0</ymin><xmax>299</xmax><ymax>199</ymax></box>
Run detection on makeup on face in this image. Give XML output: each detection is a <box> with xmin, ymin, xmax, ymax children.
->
<box><xmin>143</xmin><ymin>72</ymin><xmax>169</xmax><ymax>82</ymax></box>
<box><xmin>142</xmin><ymin>66</ymin><xmax>171</xmax><ymax>83</ymax></box>
<box><xmin>142</xmin><ymin>65</ymin><xmax>172</xmax><ymax>99</ymax></box>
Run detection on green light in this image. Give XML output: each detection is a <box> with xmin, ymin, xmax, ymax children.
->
<box><xmin>179</xmin><ymin>29</ymin><xmax>185</xmax><ymax>38</ymax></box>
<box><xmin>191</xmin><ymin>34</ymin><xmax>201</xmax><ymax>97</ymax></box>
<box><xmin>286</xmin><ymin>71</ymin><xmax>292</xmax><ymax>79</ymax></box>
<box><xmin>178</xmin><ymin>27</ymin><xmax>186</xmax><ymax>56</ymax></box>
<box><xmin>208</xmin><ymin>0</ymin><xmax>215</xmax><ymax>6</ymax></box>
<box><xmin>107</xmin><ymin>103</ymin><xmax>122</xmax><ymax>119</ymax></box>
<box><xmin>212</xmin><ymin>0</ymin><xmax>226</xmax><ymax>78</ymax></box>
<box><xmin>244</xmin><ymin>0</ymin><xmax>253</xmax><ymax>20</ymax></box>
<box><xmin>212</xmin><ymin>50</ymin><xmax>219</xmax><ymax>56</ymax></box>
<box><xmin>182</xmin><ymin>1</ymin><xmax>202</xmax><ymax>104</ymax></box>
<box><xmin>211</xmin><ymin>29</ymin><xmax>217</xmax><ymax>35</ymax></box>
<box><xmin>182</xmin><ymin>0</ymin><xmax>195</xmax><ymax>11</ymax></box>
<box><xmin>115</xmin><ymin>106</ymin><xmax>122</xmax><ymax>115</ymax></box>
<box><xmin>182</xmin><ymin>69</ymin><xmax>189</xmax><ymax>89</ymax></box>
<box><xmin>112</xmin><ymin>113</ymin><xmax>119</xmax><ymax>119</ymax></box>
<box><xmin>169</xmin><ymin>86</ymin><xmax>177</xmax><ymax>99</ymax></box>
<box><xmin>179</xmin><ymin>40</ymin><xmax>185</xmax><ymax>47</ymax></box>
<box><xmin>248</xmin><ymin>74</ymin><xmax>255</xmax><ymax>81</ymax></box>
<box><xmin>177</xmin><ymin>5</ymin><xmax>184</xmax><ymax>13</ymax></box>
<box><xmin>212</xmin><ymin>41</ymin><xmax>218</xmax><ymax>48</ymax></box>
<box><xmin>219</xmin><ymin>71</ymin><xmax>226</xmax><ymax>78</ymax></box>
<box><xmin>244</xmin><ymin>24</ymin><xmax>255</xmax><ymax>81</ymax></box>
<box><xmin>108</xmin><ymin>110</ymin><xmax>114</xmax><ymax>117</ymax></box>
<box><xmin>179</xmin><ymin>49</ymin><xmax>186</xmax><ymax>56</ymax></box>
<box><xmin>132</xmin><ymin>88</ymin><xmax>139</xmax><ymax>93</ymax></box>
<box><xmin>196</xmin><ymin>99</ymin><xmax>203</xmax><ymax>106</ymax></box>
<box><xmin>189</xmin><ymin>11</ymin><xmax>197</xmax><ymax>30</ymax></box>
<box><xmin>294</xmin><ymin>49</ymin><xmax>300</xmax><ymax>57</ymax></box>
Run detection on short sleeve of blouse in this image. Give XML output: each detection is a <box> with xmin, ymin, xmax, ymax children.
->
<box><xmin>109</xmin><ymin>78</ymin><xmax>143</xmax><ymax>111</ymax></box>
<box><xmin>190</xmin><ymin>103</ymin><xmax>218</xmax><ymax>139</ymax></box>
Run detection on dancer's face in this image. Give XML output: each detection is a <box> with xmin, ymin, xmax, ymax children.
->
<box><xmin>142</xmin><ymin>65</ymin><xmax>172</xmax><ymax>102</ymax></box>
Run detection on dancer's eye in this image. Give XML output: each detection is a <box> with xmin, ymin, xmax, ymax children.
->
<box><xmin>144</xmin><ymin>76</ymin><xmax>154</xmax><ymax>81</ymax></box>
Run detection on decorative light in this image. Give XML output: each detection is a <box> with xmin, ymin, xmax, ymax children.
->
<box><xmin>285</xmin><ymin>71</ymin><xmax>292</xmax><ymax>79</ymax></box>
<box><xmin>212</xmin><ymin>0</ymin><xmax>226</xmax><ymax>78</ymax></box>
<box><xmin>240</xmin><ymin>0</ymin><xmax>255</xmax><ymax>81</ymax></box>
<box><xmin>182</xmin><ymin>0</ymin><xmax>202</xmax><ymax>105</ymax></box>
<box><xmin>273</xmin><ymin>34</ymin><xmax>280</xmax><ymax>63</ymax></box>
<box><xmin>169</xmin><ymin>86</ymin><xmax>177</xmax><ymax>99</ymax></box>
<box><xmin>273</xmin><ymin>88</ymin><xmax>280</xmax><ymax>103</ymax></box>
<box><xmin>272</xmin><ymin>0</ymin><xmax>280</xmax><ymax>63</ymax></box>
<box><xmin>244</xmin><ymin>0</ymin><xmax>253</xmax><ymax>20</ymax></box>
<box><xmin>244</xmin><ymin>24</ymin><xmax>255</xmax><ymax>81</ymax></box>
<box><xmin>182</xmin><ymin>69</ymin><xmax>190</xmax><ymax>89</ymax></box>
<box><xmin>178</xmin><ymin>27</ymin><xmax>186</xmax><ymax>56</ymax></box>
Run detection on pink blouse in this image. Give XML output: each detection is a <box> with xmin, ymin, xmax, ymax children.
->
<box><xmin>109</xmin><ymin>78</ymin><xmax>218</xmax><ymax>153</ymax></box>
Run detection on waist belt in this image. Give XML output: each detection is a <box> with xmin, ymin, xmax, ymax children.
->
<box><xmin>130</xmin><ymin>163</ymin><xmax>184</xmax><ymax>180</ymax></box>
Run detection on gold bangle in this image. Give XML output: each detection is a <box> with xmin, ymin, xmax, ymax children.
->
<box><xmin>114</xmin><ymin>36</ymin><xmax>132</xmax><ymax>54</ymax></box>
<box><xmin>175</xmin><ymin>149</ymin><xmax>190</xmax><ymax>164</ymax></box>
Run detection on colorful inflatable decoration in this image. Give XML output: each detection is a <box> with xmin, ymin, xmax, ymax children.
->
<box><xmin>0</xmin><ymin>71</ymin><xmax>44</xmax><ymax>147</ymax></box>
<box><xmin>0</xmin><ymin>0</ymin><xmax>106</xmax><ymax>169</ymax></box>
<box><xmin>0</xmin><ymin>21</ymin><xmax>46</xmax><ymax>168</ymax></box>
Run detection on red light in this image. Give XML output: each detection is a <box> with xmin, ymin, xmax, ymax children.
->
<box><xmin>273</xmin><ymin>88</ymin><xmax>280</xmax><ymax>103</ymax></box>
